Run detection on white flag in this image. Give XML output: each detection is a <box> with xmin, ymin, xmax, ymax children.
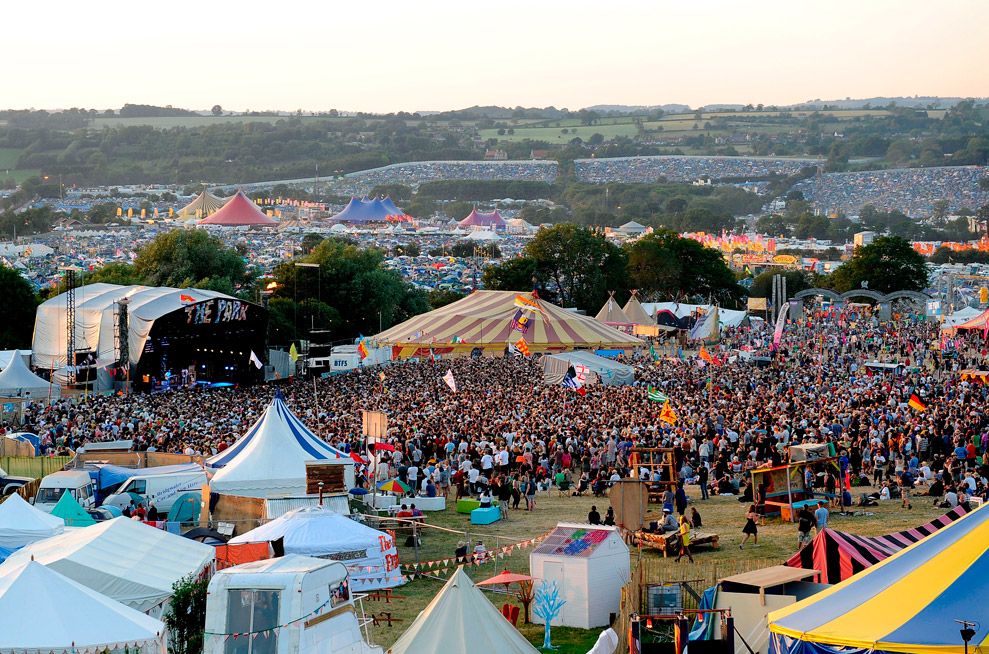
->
<box><xmin>249</xmin><ymin>350</ymin><xmax>263</xmax><ymax>369</ymax></box>
<box><xmin>443</xmin><ymin>370</ymin><xmax>457</xmax><ymax>393</ymax></box>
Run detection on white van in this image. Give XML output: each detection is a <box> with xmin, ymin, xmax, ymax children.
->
<box><xmin>34</xmin><ymin>471</ymin><xmax>97</xmax><ymax>513</ymax></box>
<box><xmin>102</xmin><ymin>465</ymin><xmax>207</xmax><ymax>516</ymax></box>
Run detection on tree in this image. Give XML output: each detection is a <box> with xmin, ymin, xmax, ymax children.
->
<box><xmin>271</xmin><ymin>238</ymin><xmax>428</xmax><ymax>339</ymax></box>
<box><xmin>134</xmin><ymin>229</ymin><xmax>248</xmax><ymax>290</ymax></box>
<box><xmin>211</xmin><ymin>105</ymin><xmax>223</xmax><ymax>116</ymax></box>
<box><xmin>826</xmin><ymin>236</ymin><xmax>928</xmax><ymax>293</ymax></box>
<box><xmin>625</xmin><ymin>231</ymin><xmax>744</xmax><ymax>306</ymax></box>
<box><xmin>301</xmin><ymin>233</ymin><xmax>324</xmax><ymax>255</ymax></box>
<box><xmin>163</xmin><ymin>574</ymin><xmax>208</xmax><ymax>654</ymax></box>
<box><xmin>522</xmin><ymin>224</ymin><xmax>628</xmax><ymax>312</ymax></box>
<box><xmin>748</xmin><ymin>270</ymin><xmax>811</xmax><ymax>298</ymax></box>
<box><xmin>428</xmin><ymin>288</ymin><xmax>465</xmax><ymax>309</ymax></box>
<box><xmin>482</xmin><ymin>257</ymin><xmax>539</xmax><ymax>295</ymax></box>
<box><xmin>0</xmin><ymin>266</ymin><xmax>38</xmax><ymax>348</ymax></box>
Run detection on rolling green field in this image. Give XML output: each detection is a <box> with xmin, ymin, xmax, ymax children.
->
<box><xmin>0</xmin><ymin>148</ymin><xmax>38</xmax><ymax>184</ymax></box>
<box><xmin>368</xmin><ymin>480</ymin><xmax>945</xmax><ymax>651</ymax></box>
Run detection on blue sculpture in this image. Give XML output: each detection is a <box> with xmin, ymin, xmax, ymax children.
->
<box><xmin>533</xmin><ymin>580</ymin><xmax>566</xmax><ymax>650</ymax></box>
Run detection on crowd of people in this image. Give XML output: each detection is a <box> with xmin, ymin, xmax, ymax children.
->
<box><xmin>328</xmin><ymin>160</ymin><xmax>558</xmax><ymax>197</ymax></box>
<box><xmin>792</xmin><ymin>165</ymin><xmax>989</xmax><ymax>218</ymax></box>
<box><xmin>574</xmin><ymin>155</ymin><xmax>818</xmax><ymax>184</ymax></box>
<box><xmin>6</xmin><ymin>303</ymin><xmax>989</xmax><ymax>526</ymax></box>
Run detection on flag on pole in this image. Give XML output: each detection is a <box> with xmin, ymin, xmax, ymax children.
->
<box><xmin>647</xmin><ymin>386</ymin><xmax>668</xmax><ymax>402</ymax></box>
<box><xmin>288</xmin><ymin>343</ymin><xmax>299</xmax><ymax>363</ymax></box>
<box><xmin>699</xmin><ymin>345</ymin><xmax>719</xmax><ymax>365</ymax></box>
<box><xmin>513</xmin><ymin>337</ymin><xmax>531</xmax><ymax>358</ymax></box>
<box><xmin>659</xmin><ymin>401</ymin><xmax>679</xmax><ymax>425</ymax></box>
<box><xmin>513</xmin><ymin>294</ymin><xmax>542</xmax><ymax>312</ymax></box>
<box><xmin>908</xmin><ymin>393</ymin><xmax>927</xmax><ymax>412</ymax></box>
<box><xmin>357</xmin><ymin>339</ymin><xmax>369</xmax><ymax>360</ymax></box>
<box><xmin>249</xmin><ymin>350</ymin><xmax>263</xmax><ymax>369</ymax></box>
<box><xmin>649</xmin><ymin>342</ymin><xmax>659</xmax><ymax>362</ymax></box>
<box><xmin>510</xmin><ymin>308</ymin><xmax>531</xmax><ymax>334</ymax></box>
<box><xmin>562</xmin><ymin>373</ymin><xmax>586</xmax><ymax>396</ymax></box>
<box><xmin>443</xmin><ymin>370</ymin><xmax>457</xmax><ymax>393</ymax></box>
<box><xmin>772</xmin><ymin>301</ymin><xmax>791</xmax><ymax>350</ymax></box>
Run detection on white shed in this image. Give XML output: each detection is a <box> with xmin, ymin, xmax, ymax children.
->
<box><xmin>529</xmin><ymin>523</ymin><xmax>629</xmax><ymax>629</ymax></box>
<box><xmin>204</xmin><ymin>555</ymin><xmax>382</xmax><ymax>654</ymax></box>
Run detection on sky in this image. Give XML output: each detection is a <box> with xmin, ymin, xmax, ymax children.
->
<box><xmin>3</xmin><ymin>0</ymin><xmax>987</xmax><ymax>113</ymax></box>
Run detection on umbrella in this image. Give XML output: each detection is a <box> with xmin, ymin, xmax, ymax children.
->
<box><xmin>377</xmin><ymin>479</ymin><xmax>411</xmax><ymax>494</ymax></box>
<box><xmin>477</xmin><ymin>569</ymin><xmax>536</xmax><ymax>623</ymax></box>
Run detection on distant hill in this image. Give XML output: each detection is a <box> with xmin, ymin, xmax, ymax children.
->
<box><xmin>584</xmin><ymin>104</ymin><xmax>690</xmax><ymax>114</ymax></box>
<box><xmin>584</xmin><ymin>97</ymin><xmax>988</xmax><ymax>113</ymax></box>
<box><xmin>118</xmin><ymin>103</ymin><xmax>200</xmax><ymax>118</ymax></box>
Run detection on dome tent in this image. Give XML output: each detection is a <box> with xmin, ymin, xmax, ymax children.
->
<box><xmin>229</xmin><ymin>506</ymin><xmax>404</xmax><ymax>591</ymax></box>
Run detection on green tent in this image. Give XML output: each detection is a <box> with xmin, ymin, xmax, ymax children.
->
<box><xmin>50</xmin><ymin>492</ymin><xmax>96</xmax><ymax>527</ymax></box>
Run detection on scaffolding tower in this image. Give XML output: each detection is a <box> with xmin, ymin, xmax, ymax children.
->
<box><xmin>63</xmin><ymin>268</ymin><xmax>77</xmax><ymax>385</ymax></box>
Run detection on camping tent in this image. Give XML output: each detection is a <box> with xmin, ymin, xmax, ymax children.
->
<box><xmin>207</xmin><ymin>392</ymin><xmax>355</xmax><ymax>497</ymax></box>
<box><xmin>228</xmin><ymin>506</ymin><xmax>403</xmax><ymax>591</ymax></box>
<box><xmin>623</xmin><ymin>294</ymin><xmax>655</xmax><ymax>325</ymax></box>
<box><xmin>204</xmin><ymin>555</ymin><xmax>382</xmax><ymax>654</ymax></box>
<box><xmin>388</xmin><ymin>567</ymin><xmax>540</xmax><ymax>654</ymax></box>
<box><xmin>0</xmin><ymin>349</ymin><xmax>59</xmax><ymax>399</ymax></box>
<box><xmin>374</xmin><ymin>290</ymin><xmax>642</xmax><ymax>357</ymax></box>
<box><xmin>4</xmin><ymin>516</ymin><xmax>215</xmax><ymax>614</ymax></box>
<box><xmin>529</xmin><ymin>523</ymin><xmax>630</xmax><ymax>629</ymax></box>
<box><xmin>0</xmin><ymin>493</ymin><xmax>64</xmax><ymax>548</ymax></box>
<box><xmin>769</xmin><ymin>503</ymin><xmax>989</xmax><ymax>654</ymax></box>
<box><xmin>458</xmin><ymin>208</ymin><xmax>506</xmax><ymax>230</ymax></box>
<box><xmin>199</xmin><ymin>190</ymin><xmax>278</xmax><ymax>226</ymax></box>
<box><xmin>785</xmin><ymin>506</ymin><xmax>968</xmax><ymax>584</ymax></box>
<box><xmin>50</xmin><ymin>490</ymin><xmax>96</xmax><ymax>527</ymax></box>
<box><xmin>595</xmin><ymin>294</ymin><xmax>631</xmax><ymax>324</ymax></box>
<box><xmin>177</xmin><ymin>189</ymin><xmax>228</xmax><ymax>219</ymax></box>
<box><xmin>0</xmin><ymin>560</ymin><xmax>167</xmax><ymax>654</ymax></box>
<box><xmin>542</xmin><ymin>351</ymin><xmax>635</xmax><ymax>386</ymax></box>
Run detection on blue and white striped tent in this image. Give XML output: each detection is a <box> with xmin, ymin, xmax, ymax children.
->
<box><xmin>207</xmin><ymin>392</ymin><xmax>354</xmax><ymax>497</ymax></box>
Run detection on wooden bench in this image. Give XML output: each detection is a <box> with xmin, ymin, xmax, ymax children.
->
<box><xmin>633</xmin><ymin>530</ymin><xmax>720</xmax><ymax>557</ymax></box>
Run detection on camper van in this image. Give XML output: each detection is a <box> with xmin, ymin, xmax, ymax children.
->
<box><xmin>34</xmin><ymin>470</ymin><xmax>97</xmax><ymax>513</ymax></box>
<box><xmin>102</xmin><ymin>464</ymin><xmax>207</xmax><ymax>516</ymax></box>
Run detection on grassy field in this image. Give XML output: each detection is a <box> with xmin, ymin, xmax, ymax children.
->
<box><xmin>478</xmin><ymin>123</ymin><xmax>642</xmax><ymax>143</ymax></box>
<box><xmin>363</xmin><ymin>481</ymin><xmax>946</xmax><ymax>651</ymax></box>
<box><xmin>90</xmin><ymin>115</ymin><xmax>353</xmax><ymax>129</ymax></box>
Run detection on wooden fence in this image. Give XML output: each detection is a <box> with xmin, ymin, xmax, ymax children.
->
<box><xmin>1</xmin><ymin>456</ymin><xmax>72</xmax><ymax>479</ymax></box>
<box><xmin>616</xmin><ymin>553</ymin><xmax>781</xmax><ymax>652</ymax></box>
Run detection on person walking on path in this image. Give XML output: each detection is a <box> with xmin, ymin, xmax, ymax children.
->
<box><xmin>676</xmin><ymin>514</ymin><xmax>695</xmax><ymax>563</ymax></box>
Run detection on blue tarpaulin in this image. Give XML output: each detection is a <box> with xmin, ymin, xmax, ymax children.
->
<box><xmin>689</xmin><ymin>586</ymin><xmax>720</xmax><ymax>641</ymax></box>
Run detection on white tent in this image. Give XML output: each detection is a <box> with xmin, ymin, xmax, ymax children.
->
<box><xmin>207</xmin><ymin>392</ymin><xmax>355</xmax><ymax>497</ymax></box>
<box><xmin>4</xmin><ymin>516</ymin><xmax>214</xmax><ymax>614</ymax></box>
<box><xmin>642</xmin><ymin>302</ymin><xmax>749</xmax><ymax>328</ymax></box>
<box><xmin>0</xmin><ymin>350</ymin><xmax>31</xmax><ymax>370</ymax></box>
<box><xmin>530</xmin><ymin>523</ymin><xmax>630</xmax><ymax>629</ymax></box>
<box><xmin>32</xmin><ymin>283</ymin><xmax>252</xmax><ymax>371</ymax></box>
<box><xmin>0</xmin><ymin>560</ymin><xmax>167</xmax><ymax>654</ymax></box>
<box><xmin>0</xmin><ymin>493</ymin><xmax>64</xmax><ymax>548</ymax></box>
<box><xmin>204</xmin><ymin>555</ymin><xmax>382</xmax><ymax>654</ymax></box>
<box><xmin>942</xmin><ymin>305</ymin><xmax>984</xmax><ymax>329</ymax></box>
<box><xmin>543</xmin><ymin>350</ymin><xmax>635</xmax><ymax>386</ymax></box>
<box><xmin>388</xmin><ymin>567</ymin><xmax>539</xmax><ymax>654</ymax></box>
<box><xmin>0</xmin><ymin>349</ymin><xmax>59</xmax><ymax>399</ymax></box>
<box><xmin>229</xmin><ymin>506</ymin><xmax>403</xmax><ymax>591</ymax></box>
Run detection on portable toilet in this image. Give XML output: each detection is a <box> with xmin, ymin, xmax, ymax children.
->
<box><xmin>529</xmin><ymin>523</ymin><xmax>629</xmax><ymax>629</ymax></box>
<box><xmin>204</xmin><ymin>555</ymin><xmax>382</xmax><ymax>654</ymax></box>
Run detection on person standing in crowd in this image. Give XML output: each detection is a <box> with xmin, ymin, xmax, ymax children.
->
<box><xmin>814</xmin><ymin>501</ymin><xmax>829</xmax><ymax>533</ymax></box>
<box><xmin>797</xmin><ymin>505</ymin><xmax>815</xmax><ymax>549</ymax></box>
<box><xmin>676</xmin><ymin>514</ymin><xmax>694</xmax><ymax>563</ymax></box>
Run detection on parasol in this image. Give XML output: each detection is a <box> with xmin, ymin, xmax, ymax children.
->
<box><xmin>377</xmin><ymin>479</ymin><xmax>411</xmax><ymax>494</ymax></box>
<box><xmin>477</xmin><ymin>569</ymin><xmax>536</xmax><ymax>623</ymax></box>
